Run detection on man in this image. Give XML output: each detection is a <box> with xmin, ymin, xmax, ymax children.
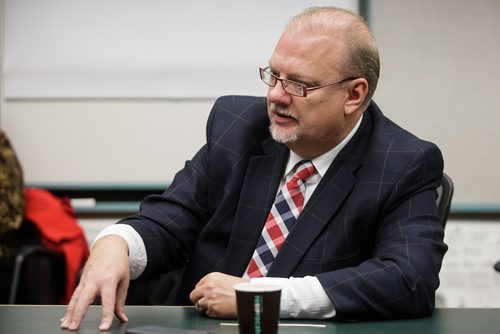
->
<box><xmin>61</xmin><ymin>6</ymin><xmax>447</xmax><ymax>331</ymax></box>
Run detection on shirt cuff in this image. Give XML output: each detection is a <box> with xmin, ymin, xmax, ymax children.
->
<box><xmin>250</xmin><ymin>276</ymin><xmax>336</xmax><ymax>319</ymax></box>
<box><xmin>94</xmin><ymin>224</ymin><xmax>147</xmax><ymax>280</ymax></box>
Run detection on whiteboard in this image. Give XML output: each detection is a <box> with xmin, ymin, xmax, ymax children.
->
<box><xmin>3</xmin><ymin>0</ymin><xmax>358</xmax><ymax>99</ymax></box>
<box><xmin>0</xmin><ymin>0</ymin><xmax>360</xmax><ymax>187</ymax></box>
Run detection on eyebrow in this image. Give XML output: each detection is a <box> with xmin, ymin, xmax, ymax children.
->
<box><xmin>268</xmin><ymin>65</ymin><xmax>321</xmax><ymax>86</ymax></box>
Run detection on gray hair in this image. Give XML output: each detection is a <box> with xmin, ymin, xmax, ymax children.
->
<box><xmin>286</xmin><ymin>7</ymin><xmax>380</xmax><ymax>109</ymax></box>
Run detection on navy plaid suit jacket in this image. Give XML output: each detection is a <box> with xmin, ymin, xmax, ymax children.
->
<box><xmin>120</xmin><ymin>95</ymin><xmax>447</xmax><ymax>320</ymax></box>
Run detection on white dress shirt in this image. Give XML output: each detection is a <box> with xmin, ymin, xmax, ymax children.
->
<box><xmin>95</xmin><ymin>115</ymin><xmax>363</xmax><ymax>319</ymax></box>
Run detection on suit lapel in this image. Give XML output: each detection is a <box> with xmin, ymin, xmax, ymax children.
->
<box><xmin>267</xmin><ymin>108</ymin><xmax>373</xmax><ymax>277</ymax></box>
<box><xmin>223</xmin><ymin>138</ymin><xmax>288</xmax><ymax>276</ymax></box>
<box><xmin>267</xmin><ymin>157</ymin><xmax>359</xmax><ymax>277</ymax></box>
<box><xmin>225</xmin><ymin>107</ymin><xmax>374</xmax><ymax>277</ymax></box>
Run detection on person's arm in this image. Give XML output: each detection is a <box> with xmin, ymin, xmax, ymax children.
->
<box><xmin>60</xmin><ymin>235</ymin><xmax>130</xmax><ymax>331</ymax></box>
<box><xmin>189</xmin><ymin>273</ymin><xmax>335</xmax><ymax>319</ymax></box>
<box><xmin>90</xmin><ymin>230</ymin><xmax>335</xmax><ymax>320</ymax></box>
<box><xmin>316</xmin><ymin>143</ymin><xmax>447</xmax><ymax>320</ymax></box>
<box><xmin>251</xmin><ymin>276</ymin><xmax>335</xmax><ymax>318</ymax></box>
<box><xmin>94</xmin><ymin>224</ymin><xmax>147</xmax><ymax>279</ymax></box>
<box><xmin>62</xmin><ymin>96</ymin><xmax>269</xmax><ymax>328</ymax></box>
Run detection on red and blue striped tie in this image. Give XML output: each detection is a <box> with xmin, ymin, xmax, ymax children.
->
<box><xmin>245</xmin><ymin>160</ymin><xmax>316</xmax><ymax>278</ymax></box>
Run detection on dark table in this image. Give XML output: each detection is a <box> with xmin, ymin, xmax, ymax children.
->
<box><xmin>1</xmin><ymin>305</ymin><xmax>499</xmax><ymax>334</ymax></box>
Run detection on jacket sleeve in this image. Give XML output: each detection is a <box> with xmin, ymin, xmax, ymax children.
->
<box><xmin>117</xmin><ymin>106</ymin><xmax>218</xmax><ymax>279</ymax></box>
<box><xmin>317</xmin><ymin>141</ymin><xmax>447</xmax><ymax>320</ymax></box>
<box><xmin>117</xmin><ymin>96</ymin><xmax>268</xmax><ymax>280</ymax></box>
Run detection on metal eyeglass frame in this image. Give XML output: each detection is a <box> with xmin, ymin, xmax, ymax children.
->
<box><xmin>259</xmin><ymin>67</ymin><xmax>357</xmax><ymax>97</ymax></box>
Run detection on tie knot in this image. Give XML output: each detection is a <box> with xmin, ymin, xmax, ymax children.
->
<box><xmin>292</xmin><ymin>160</ymin><xmax>316</xmax><ymax>182</ymax></box>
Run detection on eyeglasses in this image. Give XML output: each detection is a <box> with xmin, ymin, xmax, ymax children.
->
<box><xmin>259</xmin><ymin>67</ymin><xmax>357</xmax><ymax>97</ymax></box>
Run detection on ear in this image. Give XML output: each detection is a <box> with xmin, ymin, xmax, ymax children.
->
<box><xmin>344</xmin><ymin>78</ymin><xmax>369</xmax><ymax>115</ymax></box>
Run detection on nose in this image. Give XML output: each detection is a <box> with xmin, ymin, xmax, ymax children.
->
<box><xmin>267</xmin><ymin>81</ymin><xmax>292</xmax><ymax>106</ymax></box>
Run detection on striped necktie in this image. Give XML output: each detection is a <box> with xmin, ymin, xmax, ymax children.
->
<box><xmin>245</xmin><ymin>160</ymin><xmax>316</xmax><ymax>278</ymax></box>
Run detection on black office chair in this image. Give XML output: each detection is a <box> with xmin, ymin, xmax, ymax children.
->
<box><xmin>8</xmin><ymin>247</ymin><xmax>66</xmax><ymax>304</ymax></box>
<box><xmin>0</xmin><ymin>131</ymin><xmax>73</xmax><ymax>304</ymax></box>
<box><xmin>3</xmin><ymin>188</ymin><xmax>89</xmax><ymax>305</ymax></box>
<box><xmin>436</xmin><ymin>173</ymin><xmax>454</xmax><ymax>228</ymax></box>
<box><xmin>2</xmin><ymin>219</ymin><xmax>66</xmax><ymax>304</ymax></box>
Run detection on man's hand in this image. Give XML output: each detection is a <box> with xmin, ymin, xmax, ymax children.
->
<box><xmin>60</xmin><ymin>235</ymin><xmax>130</xmax><ymax>331</ymax></box>
<box><xmin>189</xmin><ymin>272</ymin><xmax>249</xmax><ymax>318</ymax></box>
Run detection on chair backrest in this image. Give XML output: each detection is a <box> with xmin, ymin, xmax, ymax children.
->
<box><xmin>436</xmin><ymin>173</ymin><xmax>454</xmax><ymax>228</ymax></box>
<box><xmin>494</xmin><ymin>260</ymin><xmax>500</xmax><ymax>273</ymax></box>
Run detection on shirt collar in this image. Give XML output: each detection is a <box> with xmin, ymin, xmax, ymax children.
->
<box><xmin>284</xmin><ymin>114</ymin><xmax>363</xmax><ymax>178</ymax></box>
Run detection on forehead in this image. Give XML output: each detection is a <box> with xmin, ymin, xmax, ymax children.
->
<box><xmin>269</xmin><ymin>29</ymin><xmax>345</xmax><ymax>76</ymax></box>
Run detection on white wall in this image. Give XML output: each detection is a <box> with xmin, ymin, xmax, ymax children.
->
<box><xmin>0</xmin><ymin>0</ymin><xmax>357</xmax><ymax>185</ymax></box>
<box><xmin>370</xmin><ymin>0</ymin><xmax>500</xmax><ymax>204</ymax></box>
<box><xmin>2</xmin><ymin>98</ymin><xmax>212</xmax><ymax>183</ymax></box>
<box><xmin>370</xmin><ymin>0</ymin><xmax>500</xmax><ymax>309</ymax></box>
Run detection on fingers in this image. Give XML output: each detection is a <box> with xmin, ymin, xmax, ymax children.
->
<box><xmin>61</xmin><ymin>278</ymin><xmax>129</xmax><ymax>331</ymax></box>
<box><xmin>61</xmin><ymin>281</ymin><xmax>97</xmax><ymax>330</ymax></box>
<box><xmin>194</xmin><ymin>298</ymin><xmax>207</xmax><ymax>314</ymax></box>
<box><xmin>189</xmin><ymin>283</ymin><xmax>203</xmax><ymax>305</ymax></box>
<box><xmin>60</xmin><ymin>235</ymin><xmax>130</xmax><ymax>331</ymax></box>
<box><xmin>189</xmin><ymin>273</ymin><xmax>208</xmax><ymax>304</ymax></box>
<box><xmin>189</xmin><ymin>274</ymin><xmax>212</xmax><ymax>315</ymax></box>
<box><xmin>189</xmin><ymin>272</ymin><xmax>248</xmax><ymax>318</ymax></box>
<box><xmin>99</xmin><ymin>284</ymin><xmax>119</xmax><ymax>331</ymax></box>
<box><xmin>60</xmin><ymin>286</ymin><xmax>79</xmax><ymax>329</ymax></box>
<box><xmin>114</xmin><ymin>276</ymin><xmax>130</xmax><ymax>323</ymax></box>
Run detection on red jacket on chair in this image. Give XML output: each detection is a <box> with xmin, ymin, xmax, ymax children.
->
<box><xmin>24</xmin><ymin>188</ymin><xmax>89</xmax><ymax>303</ymax></box>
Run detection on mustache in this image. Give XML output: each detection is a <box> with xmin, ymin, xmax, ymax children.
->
<box><xmin>269</xmin><ymin>104</ymin><xmax>297</xmax><ymax>119</ymax></box>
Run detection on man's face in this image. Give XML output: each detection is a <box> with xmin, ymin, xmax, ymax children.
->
<box><xmin>266</xmin><ymin>30</ymin><xmax>353</xmax><ymax>159</ymax></box>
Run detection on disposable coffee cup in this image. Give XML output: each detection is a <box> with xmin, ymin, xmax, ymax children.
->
<box><xmin>234</xmin><ymin>283</ymin><xmax>281</xmax><ymax>334</ymax></box>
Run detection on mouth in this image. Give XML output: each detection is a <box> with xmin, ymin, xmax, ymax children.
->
<box><xmin>271</xmin><ymin>105</ymin><xmax>297</xmax><ymax>124</ymax></box>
